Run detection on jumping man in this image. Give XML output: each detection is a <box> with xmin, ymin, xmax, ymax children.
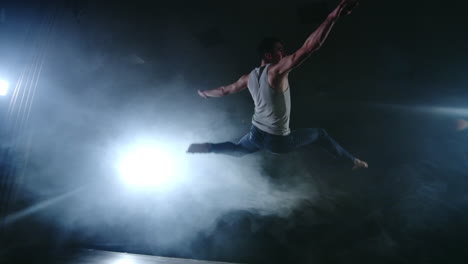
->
<box><xmin>187</xmin><ymin>0</ymin><xmax>368</xmax><ymax>170</ymax></box>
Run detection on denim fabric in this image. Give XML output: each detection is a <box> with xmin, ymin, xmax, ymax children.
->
<box><xmin>210</xmin><ymin>125</ymin><xmax>356</xmax><ymax>163</ymax></box>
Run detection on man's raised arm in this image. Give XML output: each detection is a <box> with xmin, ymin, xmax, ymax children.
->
<box><xmin>273</xmin><ymin>0</ymin><xmax>359</xmax><ymax>75</ymax></box>
<box><xmin>198</xmin><ymin>74</ymin><xmax>249</xmax><ymax>98</ymax></box>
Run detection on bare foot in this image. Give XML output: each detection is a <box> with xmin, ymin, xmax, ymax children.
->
<box><xmin>352</xmin><ymin>158</ymin><xmax>368</xmax><ymax>170</ymax></box>
<box><xmin>187</xmin><ymin>143</ymin><xmax>212</xmax><ymax>153</ymax></box>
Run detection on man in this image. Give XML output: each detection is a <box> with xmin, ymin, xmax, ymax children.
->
<box><xmin>187</xmin><ymin>0</ymin><xmax>368</xmax><ymax>170</ymax></box>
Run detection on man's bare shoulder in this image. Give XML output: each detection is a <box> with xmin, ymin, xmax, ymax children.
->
<box><xmin>268</xmin><ymin>57</ymin><xmax>295</xmax><ymax>77</ymax></box>
<box><xmin>268</xmin><ymin>62</ymin><xmax>291</xmax><ymax>79</ymax></box>
<box><xmin>267</xmin><ymin>63</ymin><xmax>290</xmax><ymax>92</ymax></box>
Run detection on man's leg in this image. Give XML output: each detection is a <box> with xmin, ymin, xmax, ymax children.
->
<box><xmin>187</xmin><ymin>133</ymin><xmax>260</xmax><ymax>157</ymax></box>
<box><xmin>288</xmin><ymin>128</ymin><xmax>367</xmax><ymax>169</ymax></box>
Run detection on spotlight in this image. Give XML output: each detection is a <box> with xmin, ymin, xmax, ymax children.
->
<box><xmin>0</xmin><ymin>80</ymin><xmax>9</xmax><ymax>96</ymax></box>
<box><xmin>117</xmin><ymin>142</ymin><xmax>178</xmax><ymax>188</ymax></box>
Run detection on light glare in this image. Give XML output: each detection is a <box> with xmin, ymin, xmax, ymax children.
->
<box><xmin>118</xmin><ymin>144</ymin><xmax>176</xmax><ymax>187</ymax></box>
<box><xmin>0</xmin><ymin>80</ymin><xmax>9</xmax><ymax>96</ymax></box>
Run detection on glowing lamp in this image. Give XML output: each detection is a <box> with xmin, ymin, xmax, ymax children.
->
<box><xmin>0</xmin><ymin>80</ymin><xmax>9</xmax><ymax>96</ymax></box>
<box><xmin>117</xmin><ymin>145</ymin><xmax>176</xmax><ymax>187</ymax></box>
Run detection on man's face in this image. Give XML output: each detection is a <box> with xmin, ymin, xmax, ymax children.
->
<box><xmin>265</xmin><ymin>42</ymin><xmax>285</xmax><ymax>63</ymax></box>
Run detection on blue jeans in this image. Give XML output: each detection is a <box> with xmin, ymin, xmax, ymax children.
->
<box><xmin>210</xmin><ymin>125</ymin><xmax>356</xmax><ymax>163</ymax></box>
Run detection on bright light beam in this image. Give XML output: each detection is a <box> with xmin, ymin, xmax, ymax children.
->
<box><xmin>370</xmin><ymin>103</ymin><xmax>468</xmax><ymax>131</ymax></box>
<box><xmin>2</xmin><ymin>186</ymin><xmax>86</xmax><ymax>226</ymax></box>
<box><xmin>0</xmin><ymin>80</ymin><xmax>9</xmax><ymax>96</ymax></box>
<box><xmin>431</xmin><ymin>106</ymin><xmax>468</xmax><ymax>116</ymax></box>
<box><xmin>370</xmin><ymin>103</ymin><xmax>468</xmax><ymax>117</ymax></box>
<box><xmin>117</xmin><ymin>142</ymin><xmax>178</xmax><ymax>188</ymax></box>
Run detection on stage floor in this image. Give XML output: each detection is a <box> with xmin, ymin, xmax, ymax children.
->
<box><xmin>1</xmin><ymin>248</ymin><xmax>242</xmax><ymax>264</ymax></box>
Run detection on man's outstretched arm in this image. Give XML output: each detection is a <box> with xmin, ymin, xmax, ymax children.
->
<box><xmin>198</xmin><ymin>74</ymin><xmax>249</xmax><ymax>98</ymax></box>
<box><xmin>273</xmin><ymin>0</ymin><xmax>359</xmax><ymax>75</ymax></box>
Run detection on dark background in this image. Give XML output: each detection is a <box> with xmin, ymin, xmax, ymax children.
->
<box><xmin>1</xmin><ymin>0</ymin><xmax>468</xmax><ymax>263</ymax></box>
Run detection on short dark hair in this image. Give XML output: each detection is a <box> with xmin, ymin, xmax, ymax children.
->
<box><xmin>257</xmin><ymin>37</ymin><xmax>282</xmax><ymax>60</ymax></box>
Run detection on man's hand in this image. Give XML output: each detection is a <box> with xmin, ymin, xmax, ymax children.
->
<box><xmin>198</xmin><ymin>89</ymin><xmax>208</xmax><ymax>99</ymax></box>
<box><xmin>336</xmin><ymin>0</ymin><xmax>359</xmax><ymax>18</ymax></box>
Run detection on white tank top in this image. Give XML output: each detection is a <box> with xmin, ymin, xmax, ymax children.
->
<box><xmin>247</xmin><ymin>64</ymin><xmax>291</xmax><ymax>136</ymax></box>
